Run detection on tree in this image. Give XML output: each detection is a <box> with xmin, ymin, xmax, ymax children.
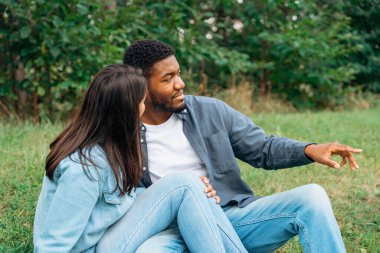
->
<box><xmin>344</xmin><ymin>0</ymin><xmax>380</xmax><ymax>93</ymax></box>
<box><xmin>0</xmin><ymin>0</ymin><xmax>121</xmax><ymax>120</ymax></box>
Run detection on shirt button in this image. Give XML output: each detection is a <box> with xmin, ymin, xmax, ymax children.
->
<box><xmin>141</xmin><ymin>126</ymin><xmax>145</xmax><ymax>131</ymax></box>
<box><xmin>143</xmin><ymin>167</ymin><xmax>146</xmax><ymax>171</ymax></box>
<box><xmin>140</xmin><ymin>138</ymin><xmax>144</xmax><ymax>143</ymax></box>
<box><xmin>183</xmin><ymin>109</ymin><xmax>187</xmax><ymax>113</ymax></box>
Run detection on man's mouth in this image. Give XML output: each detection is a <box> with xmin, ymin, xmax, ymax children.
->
<box><xmin>172</xmin><ymin>90</ymin><xmax>184</xmax><ymax>99</ymax></box>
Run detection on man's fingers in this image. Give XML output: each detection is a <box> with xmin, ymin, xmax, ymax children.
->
<box><xmin>215</xmin><ymin>196</ymin><xmax>221</xmax><ymax>204</ymax></box>
<box><xmin>312</xmin><ymin>143</ymin><xmax>362</xmax><ymax>170</ymax></box>
<box><xmin>207</xmin><ymin>190</ymin><xmax>217</xmax><ymax>198</ymax></box>
<box><xmin>340</xmin><ymin>156</ymin><xmax>347</xmax><ymax>168</ymax></box>
<box><xmin>322</xmin><ymin>157</ymin><xmax>341</xmax><ymax>169</ymax></box>
<box><xmin>204</xmin><ymin>184</ymin><xmax>213</xmax><ymax>193</ymax></box>
<box><xmin>349</xmin><ymin>148</ymin><xmax>363</xmax><ymax>153</ymax></box>
<box><xmin>346</xmin><ymin>153</ymin><xmax>359</xmax><ymax>170</ymax></box>
<box><xmin>200</xmin><ymin>176</ymin><xmax>209</xmax><ymax>185</ymax></box>
<box><xmin>333</xmin><ymin>144</ymin><xmax>363</xmax><ymax>154</ymax></box>
<box><xmin>331</xmin><ymin>161</ymin><xmax>341</xmax><ymax>169</ymax></box>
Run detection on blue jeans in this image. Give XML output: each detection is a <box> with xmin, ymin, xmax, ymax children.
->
<box><xmin>136</xmin><ymin>184</ymin><xmax>346</xmax><ymax>253</ymax></box>
<box><xmin>96</xmin><ymin>172</ymin><xmax>247</xmax><ymax>253</ymax></box>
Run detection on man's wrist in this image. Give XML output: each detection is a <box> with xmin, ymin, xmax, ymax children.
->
<box><xmin>304</xmin><ymin>143</ymin><xmax>317</xmax><ymax>162</ymax></box>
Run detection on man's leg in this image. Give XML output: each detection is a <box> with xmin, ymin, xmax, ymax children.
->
<box><xmin>135</xmin><ymin>227</ymin><xmax>189</xmax><ymax>253</ymax></box>
<box><xmin>224</xmin><ymin>184</ymin><xmax>346</xmax><ymax>253</ymax></box>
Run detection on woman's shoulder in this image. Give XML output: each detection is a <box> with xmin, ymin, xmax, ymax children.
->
<box><xmin>55</xmin><ymin>145</ymin><xmax>110</xmax><ymax>181</ymax></box>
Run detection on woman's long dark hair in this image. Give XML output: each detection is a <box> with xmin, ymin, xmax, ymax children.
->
<box><xmin>45</xmin><ymin>64</ymin><xmax>147</xmax><ymax>195</ymax></box>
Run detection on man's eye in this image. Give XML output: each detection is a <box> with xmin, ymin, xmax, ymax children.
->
<box><xmin>164</xmin><ymin>77</ymin><xmax>172</xmax><ymax>82</ymax></box>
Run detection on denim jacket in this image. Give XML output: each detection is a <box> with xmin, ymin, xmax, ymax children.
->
<box><xmin>33</xmin><ymin>146</ymin><xmax>136</xmax><ymax>253</ymax></box>
<box><xmin>139</xmin><ymin>95</ymin><xmax>313</xmax><ymax>207</ymax></box>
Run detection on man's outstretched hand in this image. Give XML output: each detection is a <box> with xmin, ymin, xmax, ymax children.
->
<box><xmin>305</xmin><ymin>143</ymin><xmax>363</xmax><ymax>170</ymax></box>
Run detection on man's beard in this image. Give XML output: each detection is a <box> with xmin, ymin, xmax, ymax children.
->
<box><xmin>149</xmin><ymin>88</ymin><xmax>186</xmax><ymax>113</ymax></box>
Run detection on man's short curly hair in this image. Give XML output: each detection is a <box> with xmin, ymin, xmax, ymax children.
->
<box><xmin>123</xmin><ymin>40</ymin><xmax>175</xmax><ymax>78</ymax></box>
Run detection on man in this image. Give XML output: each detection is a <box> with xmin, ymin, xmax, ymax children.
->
<box><xmin>123</xmin><ymin>40</ymin><xmax>362</xmax><ymax>252</ymax></box>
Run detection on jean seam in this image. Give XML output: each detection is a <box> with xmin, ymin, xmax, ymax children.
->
<box><xmin>233</xmin><ymin>213</ymin><xmax>297</xmax><ymax>227</ymax></box>
<box><xmin>232</xmin><ymin>213</ymin><xmax>314</xmax><ymax>253</ymax></box>
<box><xmin>120</xmin><ymin>185</ymin><xmax>185</xmax><ymax>252</ymax></box>
<box><xmin>295</xmin><ymin>217</ymin><xmax>313</xmax><ymax>253</ymax></box>
<box><xmin>185</xmin><ymin>185</ymin><xmax>225</xmax><ymax>252</ymax></box>
<box><xmin>120</xmin><ymin>184</ymin><xmax>224</xmax><ymax>253</ymax></box>
<box><xmin>216</xmin><ymin>224</ymin><xmax>245</xmax><ymax>253</ymax></box>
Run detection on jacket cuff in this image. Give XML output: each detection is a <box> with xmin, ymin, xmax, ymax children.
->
<box><xmin>302</xmin><ymin>142</ymin><xmax>317</xmax><ymax>163</ymax></box>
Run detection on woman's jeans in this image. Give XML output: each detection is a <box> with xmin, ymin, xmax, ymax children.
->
<box><xmin>96</xmin><ymin>172</ymin><xmax>247</xmax><ymax>253</ymax></box>
<box><xmin>136</xmin><ymin>184</ymin><xmax>346</xmax><ymax>253</ymax></box>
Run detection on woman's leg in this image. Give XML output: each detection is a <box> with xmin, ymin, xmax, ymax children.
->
<box><xmin>96</xmin><ymin>172</ymin><xmax>245</xmax><ymax>253</ymax></box>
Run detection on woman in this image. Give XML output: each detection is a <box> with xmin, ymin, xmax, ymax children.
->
<box><xmin>33</xmin><ymin>65</ymin><xmax>247</xmax><ymax>252</ymax></box>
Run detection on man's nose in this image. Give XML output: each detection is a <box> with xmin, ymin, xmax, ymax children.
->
<box><xmin>174</xmin><ymin>76</ymin><xmax>185</xmax><ymax>90</ymax></box>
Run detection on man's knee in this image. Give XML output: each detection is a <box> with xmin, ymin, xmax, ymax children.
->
<box><xmin>297</xmin><ymin>184</ymin><xmax>332</xmax><ymax>212</ymax></box>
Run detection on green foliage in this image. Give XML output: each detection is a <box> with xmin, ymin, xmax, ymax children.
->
<box><xmin>343</xmin><ymin>0</ymin><xmax>380</xmax><ymax>93</ymax></box>
<box><xmin>0</xmin><ymin>0</ymin><xmax>378</xmax><ymax>119</ymax></box>
<box><xmin>0</xmin><ymin>0</ymin><xmax>129</xmax><ymax>118</ymax></box>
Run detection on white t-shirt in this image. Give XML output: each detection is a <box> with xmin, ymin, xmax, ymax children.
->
<box><xmin>144</xmin><ymin>114</ymin><xmax>208</xmax><ymax>183</ymax></box>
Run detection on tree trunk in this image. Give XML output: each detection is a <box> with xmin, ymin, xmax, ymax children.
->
<box><xmin>32</xmin><ymin>91</ymin><xmax>40</xmax><ymax>123</ymax></box>
<box><xmin>198</xmin><ymin>60</ymin><xmax>208</xmax><ymax>95</ymax></box>
<box><xmin>267</xmin><ymin>70</ymin><xmax>273</xmax><ymax>97</ymax></box>
<box><xmin>14</xmin><ymin>60</ymin><xmax>27</xmax><ymax>117</ymax></box>
<box><xmin>0</xmin><ymin>100</ymin><xmax>11</xmax><ymax>118</ymax></box>
<box><xmin>260</xmin><ymin>41</ymin><xmax>268</xmax><ymax>97</ymax></box>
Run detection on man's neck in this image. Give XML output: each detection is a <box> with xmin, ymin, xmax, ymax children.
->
<box><xmin>141</xmin><ymin>106</ymin><xmax>173</xmax><ymax>125</ymax></box>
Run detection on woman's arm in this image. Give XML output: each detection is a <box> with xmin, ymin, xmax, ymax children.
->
<box><xmin>34</xmin><ymin>158</ymin><xmax>102</xmax><ymax>252</ymax></box>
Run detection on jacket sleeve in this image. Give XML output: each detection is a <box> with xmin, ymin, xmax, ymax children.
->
<box><xmin>219</xmin><ymin>100</ymin><xmax>314</xmax><ymax>170</ymax></box>
<box><xmin>34</xmin><ymin>159</ymin><xmax>103</xmax><ymax>253</ymax></box>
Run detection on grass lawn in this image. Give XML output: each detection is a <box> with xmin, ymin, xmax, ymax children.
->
<box><xmin>0</xmin><ymin>109</ymin><xmax>379</xmax><ymax>252</ymax></box>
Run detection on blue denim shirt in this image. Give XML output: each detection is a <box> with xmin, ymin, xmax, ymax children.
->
<box><xmin>33</xmin><ymin>146</ymin><xmax>137</xmax><ymax>253</ymax></box>
<box><xmin>139</xmin><ymin>95</ymin><xmax>313</xmax><ymax>207</ymax></box>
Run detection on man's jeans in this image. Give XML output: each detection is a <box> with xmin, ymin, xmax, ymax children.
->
<box><xmin>136</xmin><ymin>184</ymin><xmax>346</xmax><ymax>253</ymax></box>
<box><xmin>96</xmin><ymin>173</ymin><xmax>247</xmax><ymax>253</ymax></box>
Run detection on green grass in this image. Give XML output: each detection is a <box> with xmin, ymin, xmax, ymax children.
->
<box><xmin>1</xmin><ymin>109</ymin><xmax>379</xmax><ymax>252</ymax></box>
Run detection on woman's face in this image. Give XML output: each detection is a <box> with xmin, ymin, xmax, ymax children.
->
<box><xmin>139</xmin><ymin>94</ymin><xmax>146</xmax><ymax>117</ymax></box>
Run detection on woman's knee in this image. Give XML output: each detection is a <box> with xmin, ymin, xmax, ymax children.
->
<box><xmin>159</xmin><ymin>172</ymin><xmax>204</xmax><ymax>190</ymax></box>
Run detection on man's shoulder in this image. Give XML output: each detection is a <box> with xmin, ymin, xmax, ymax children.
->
<box><xmin>183</xmin><ymin>95</ymin><xmax>236</xmax><ymax>122</ymax></box>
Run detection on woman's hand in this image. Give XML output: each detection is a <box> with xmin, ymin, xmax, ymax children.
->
<box><xmin>200</xmin><ymin>176</ymin><xmax>220</xmax><ymax>204</ymax></box>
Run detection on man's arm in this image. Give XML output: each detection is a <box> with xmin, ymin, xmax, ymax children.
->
<box><xmin>219</xmin><ymin>100</ymin><xmax>361</xmax><ymax>170</ymax></box>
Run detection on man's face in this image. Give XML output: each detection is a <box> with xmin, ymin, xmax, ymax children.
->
<box><xmin>147</xmin><ymin>55</ymin><xmax>186</xmax><ymax>113</ymax></box>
